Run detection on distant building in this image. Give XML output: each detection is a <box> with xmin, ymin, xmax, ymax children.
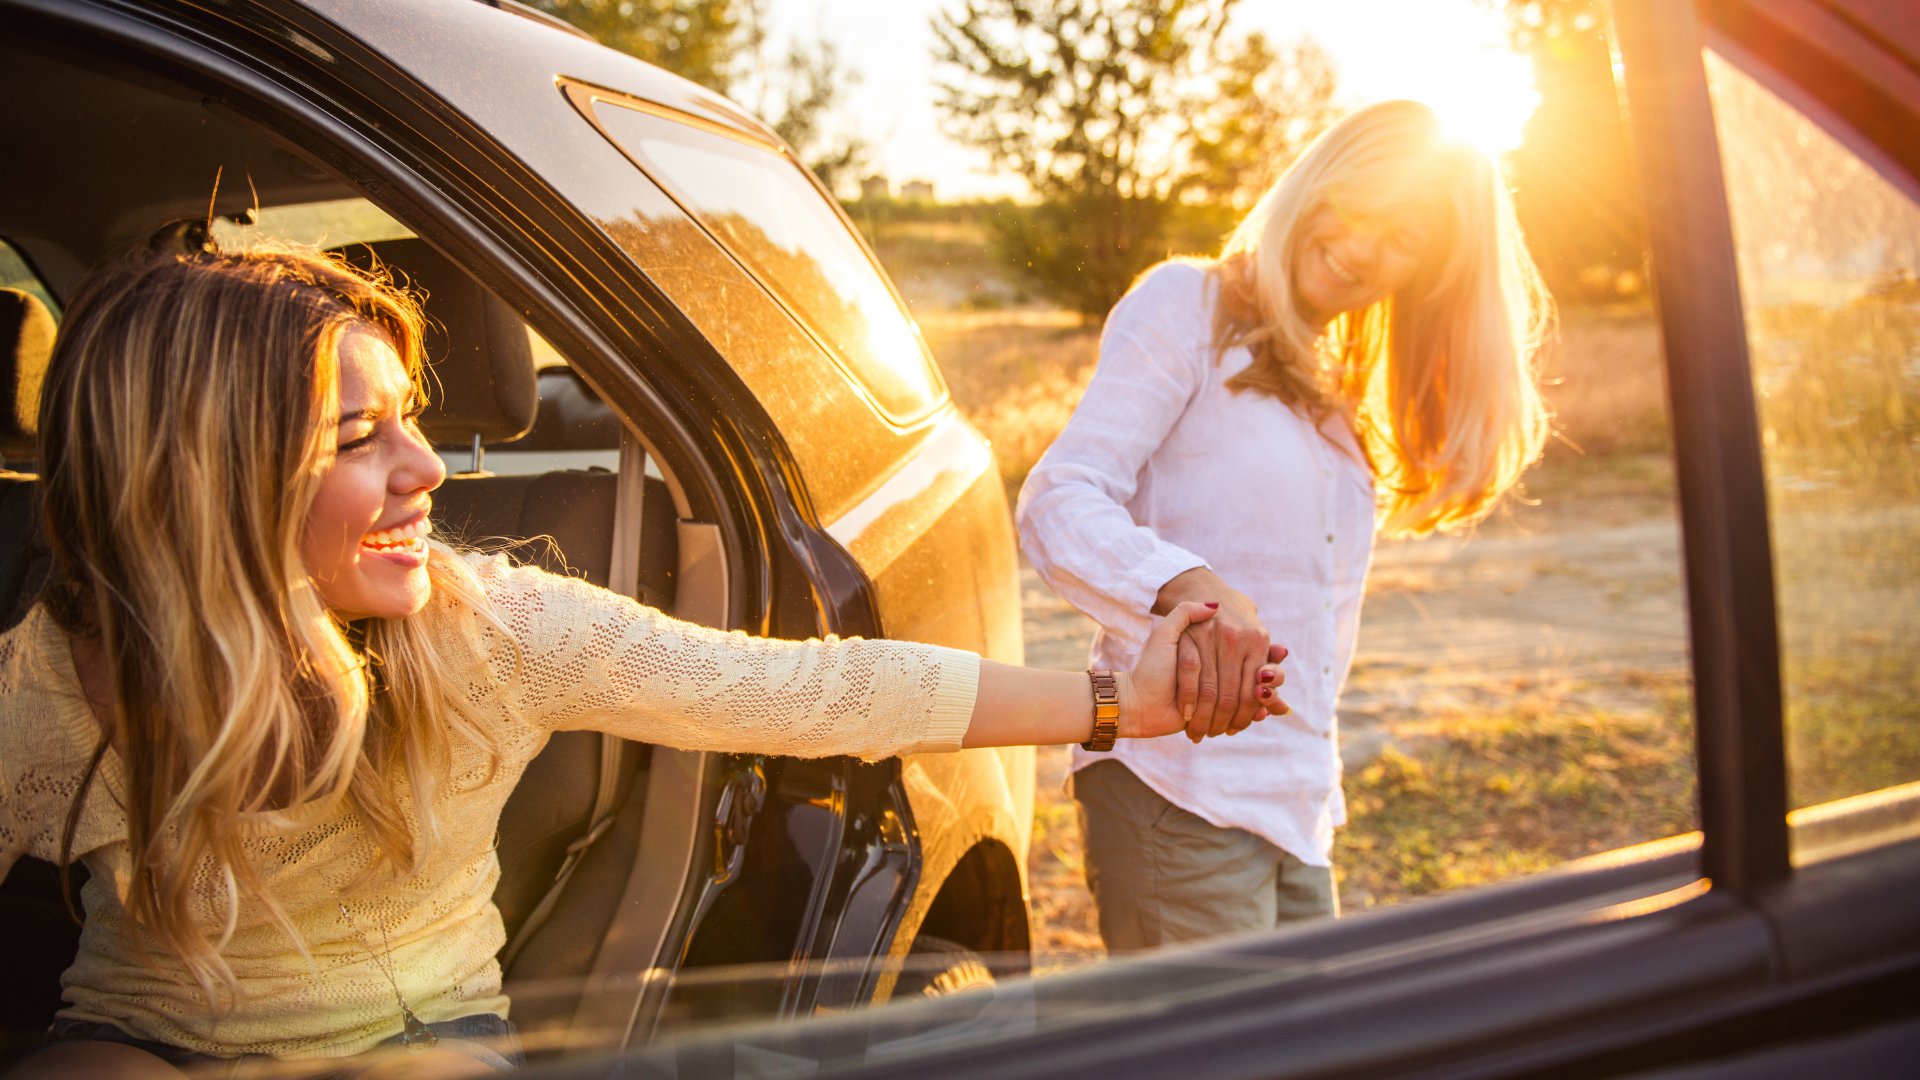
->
<box><xmin>860</xmin><ymin>175</ymin><xmax>890</xmax><ymax>200</ymax></box>
<box><xmin>901</xmin><ymin>180</ymin><xmax>935</xmax><ymax>202</ymax></box>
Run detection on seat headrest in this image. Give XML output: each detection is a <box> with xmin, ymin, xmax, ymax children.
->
<box><xmin>0</xmin><ymin>288</ymin><xmax>55</xmax><ymax>463</ymax></box>
<box><xmin>336</xmin><ymin>238</ymin><xmax>537</xmax><ymax>445</ymax></box>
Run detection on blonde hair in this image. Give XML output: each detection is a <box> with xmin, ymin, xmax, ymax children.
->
<box><xmin>38</xmin><ymin>245</ymin><xmax>503</xmax><ymax>1003</ymax></box>
<box><xmin>1206</xmin><ymin>99</ymin><xmax>1553</xmax><ymax>536</ymax></box>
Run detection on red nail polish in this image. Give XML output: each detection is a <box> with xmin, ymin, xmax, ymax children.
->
<box><xmin>1258</xmin><ymin>669</ymin><xmax>1275</xmax><ymax>683</ymax></box>
<box><xmin>1204</xmin><ymin>601</ymin><xmax>1220</xmax><ymax>609</ymax></box>
<box><xmin>1258</xmin><ymin>686</ymin><xmax>1272</xmax><ymax>699</ymax></box>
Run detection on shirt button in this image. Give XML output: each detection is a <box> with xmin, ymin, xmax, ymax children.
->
<box><xmin>1325</xmin><ymin>534</ymin><xmax>1334</xmax><ymax>543</ymax></box>
<box><xmin>1322</xmin><ymin>665</ymin><xmax>1332</xmax><ymax>675</ymax></box>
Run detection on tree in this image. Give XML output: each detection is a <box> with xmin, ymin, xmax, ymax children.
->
<box><xmin>1186</xmin><ymin>33</ymin><xmax>1342</xmax><ymax>214</ymax></box>
<box><xmin>1486</xmin><ymin>0</ymin><xmax>1648</xmax><ymax>303</ymax></box>
<box><xmin>527</xmin><ymin>0</ymin><xmax>752</xmax><ymax>93</ymax></box>
<box><xmin>758</xmin><ymin>36</ymin><xmax>869</xmax><ymax>197</ymax></box>
<box><xmin>535</xmin><ymin>1</ymin><xmax>866</xmax><ymax>196</ymax></box>
<box><xmin>933</xmin><ymin>0</ymin><xmax>1339</xmax><ymax>317</ymax></box>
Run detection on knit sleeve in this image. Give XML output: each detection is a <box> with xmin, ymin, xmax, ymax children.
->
<box><xmin>459</xmin><ymin>556</ymin><xmax>979</xmax><ymax>760</ymax></box>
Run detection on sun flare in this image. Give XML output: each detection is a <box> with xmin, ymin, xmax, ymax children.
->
<box><xmin>1418</xmin><ymin>45</ymin><xmax>1541</xmax><ymax>158</ymax></box>
<box><xmin>1339</xmin><ymin>4</ymin><xmax>1542</xmax><ymax>159</ymax></box>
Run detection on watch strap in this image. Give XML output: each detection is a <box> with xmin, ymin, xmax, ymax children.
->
<box><xmin>1082</xmin><ymin>669</ymin><xmax>1120</xmax><ymax>751</ymax></box>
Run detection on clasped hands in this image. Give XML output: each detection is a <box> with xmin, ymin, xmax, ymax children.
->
<box><xmin>1155</xmin><ymin>566</ymin><xmax>1288</xmax><ymax>743</ymax></box>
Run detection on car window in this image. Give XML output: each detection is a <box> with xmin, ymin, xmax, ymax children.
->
<box><xmin>0</xmin><ymin>238</ymin><xmax>58</xmax><ymax>316</ymax></box>
<box><xmin>209</xmin><ymin>197</ymin><xmax>414</xmax><ymax>250</ymax></box>
<box><xmin>586</xmin><ymin>97</ymin><xmax>948</xmax><ymax>426</ymax></box>
<box><xmin>1704</xmin><ymin>50</ymin><xmax>1920</xmax><ymax>856</ymax></box>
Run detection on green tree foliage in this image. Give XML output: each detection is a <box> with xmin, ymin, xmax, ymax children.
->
<box><xmin>759</xmin><ymin>36</ymin><xmax>868</xmax><ymax>197</ymax></box>
<box><xmin>1488</xmin><ymin>0</ymin><xmax>1648</xmax><ymax>304</ymax></box>
<box><xmin>534</xmin><ymin>1</ymin><xmax>864</xmax><ymax>195</ymax></box>
<box><xmin>933</xmin><ymin>0</ymin><xmax>1338</xmax><ymax>318</ymax></box>
<box><xmin>1187</xmin><ymin>33</ymin><xmax>1342</xmax><ymax>214</ymax></box>
<box><xmin>528</xmin><ymin>0</ymin><xmax>751</xmax><ymax>93</ymax></box>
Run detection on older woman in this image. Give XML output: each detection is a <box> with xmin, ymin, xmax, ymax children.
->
<box><xmin>1019</xmin><ymin>99</ymin><xmax>1553</xmax><ymax>951</ymax></box>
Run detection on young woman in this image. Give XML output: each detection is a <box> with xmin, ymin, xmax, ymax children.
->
<box><xmin>1018</xmin><ymin>100</ymin><xmax>1553</xmax><ymax>952</ymax></box>
<box><xmin>0</xmin><ymin>246</ymin><xmax>1286</xmax><ymax>1078</ymax></box>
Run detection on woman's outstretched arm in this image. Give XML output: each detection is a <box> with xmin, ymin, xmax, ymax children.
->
<box><xmin>469</xmin><ymin>558</ymin><xmax>1285</xmax><ymax>760</ymax></box>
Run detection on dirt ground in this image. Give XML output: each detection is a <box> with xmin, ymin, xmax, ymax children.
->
<box><xmin>1016</xmin><ymin>454</ymin><xmax>1693</xmax><ymax>965</ymax></box>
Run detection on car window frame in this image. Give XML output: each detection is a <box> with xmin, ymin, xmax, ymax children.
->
<box><xmin>1611</xmin><ymin>0</ymin><xmax>1793</xmax><ymax>893</ymax></box>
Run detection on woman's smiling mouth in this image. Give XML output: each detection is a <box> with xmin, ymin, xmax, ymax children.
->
<box><xmin>1323</xmin><ymin>246</ymin><xmax>1362</xmax><ymax>285</ymax></box>
<box><xmin>361</xmin><ymin>514</ymin><xmax>431</xmax><ymax>557</ymax></box>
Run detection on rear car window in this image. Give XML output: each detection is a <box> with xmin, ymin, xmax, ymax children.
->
<box><xmin>0</xmin><ymin>238</ymin><xmax>57</xmax><ymax>316</ymax></box>
<box><xmin>586</xmin><ymin>97</ymin><xmax>948</xmax><ymax>426</ymax></box>
<box><xmin>209</xmin><ymin>197</ymin><xmax>414</xmax><ymax>249</ymax></box>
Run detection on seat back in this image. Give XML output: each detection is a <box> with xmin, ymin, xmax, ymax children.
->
<box><xmin>0</xmin><ymin>287</ymin><xmax>54</xmax><ymax>470</ymax></box>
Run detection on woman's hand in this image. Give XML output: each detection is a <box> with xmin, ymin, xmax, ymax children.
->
<box><xmin>1155</xmin><ymin>568</ymin><xmax>1285</xmax><ymax>741</ymax></box>
<box><xmin>1123</xmin><ymin>601</ymin><xmax>1289</xmax><ymax>740</ymax></box>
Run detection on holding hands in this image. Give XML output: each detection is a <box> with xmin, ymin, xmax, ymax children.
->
<box><xmin>1155</xmin><ymin>567</ymin><xmax>1289</xmax><ymax>742</ymax></box>
<box><xmin>962</xmin><ymin>576</ymin><xmax>1288</xmax><ymax>751</ymax></box>
<box><xmin>1123</xmin><ymin>600</ymin><xmax>1290</xmax><ymax>740</ymax></box>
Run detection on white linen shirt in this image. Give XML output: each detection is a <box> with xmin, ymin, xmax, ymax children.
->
<box><xmin>1016</xmin><ymin>261</ymin><xmax>1377</xmax><ymax>866</ymax></box>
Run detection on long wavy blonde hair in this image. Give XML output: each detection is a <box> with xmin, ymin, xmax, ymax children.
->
<box><xmin>38</xmin><ymin>246</ymin><xmax>503</xmax><ymax>1003</ymax></box>
<box><xmin>1208</xmin><ymin>99</ymin><xmax>1554</xmax><ymax>536</ymax></box>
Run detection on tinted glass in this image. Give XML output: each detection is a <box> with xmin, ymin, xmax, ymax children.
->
<box><xmin>209</xmin><ymin>197</ymin><xmax>413</xmax><ymax>249</ymax></box>
<box><xmin>1704</xmin><ymin>52</ymin><xmax>1920</xmax><ymax>836</ymax></box>
<box><xmin>0</xmin><ymin>238</ymin><xmax>57</xmax><ymax>315</ymax></box>
<box><xmin>589</xmin><ymin>100</ymin><xmax>947</xmax><ymax>424</ymax></box>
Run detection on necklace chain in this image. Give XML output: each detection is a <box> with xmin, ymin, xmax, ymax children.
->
<box><xmin>336</xmin><ymin>901</ymin><xmax>438</xmax><ymax>1051</ymax></box>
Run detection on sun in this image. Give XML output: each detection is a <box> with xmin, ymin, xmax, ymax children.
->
<box><xmin>1418</xmin><ymin>44</ymin><xmax>1542</xmax><ymax>158</ymax></box>
<box><xmin>1343</xmin><ymin>4</ymin><xmax>1543</xmax><ymax>159</ymax></box>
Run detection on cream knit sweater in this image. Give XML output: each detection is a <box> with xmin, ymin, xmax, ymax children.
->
<box><xmin>0</xmin><ymin>553</ymin><xmax>979</xmax><ymax>1059</ymax></box>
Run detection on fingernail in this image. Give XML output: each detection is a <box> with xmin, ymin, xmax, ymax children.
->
<box><xmin>1182</xmin><ymin>705</ymin><xmax>1194</xmax><ymax>722</ymax></box>
<box><xmin>1258</xmin><ymin>669</ymin><xmax>1275</xmax><ymax>683</ymax></box>
<box><xmin>1203</xmin><ymin>601</ymin><xmax>1220</xmax><ymax>609</ymax></box>
<box><xmin>1258</xmin><ymin>687</ymin><xmax>1272</xmax><ymax>699</ymax></box>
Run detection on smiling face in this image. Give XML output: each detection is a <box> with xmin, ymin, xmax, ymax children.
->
<box><xmin>300</xmin><ymin>323</ymin><xmax>445</xmax><ymax>621</ymax></box>
<box><xmin>1290</xmin><ymin>200</ymin><xmax>1436</xmax><ymax>328</ymax></box>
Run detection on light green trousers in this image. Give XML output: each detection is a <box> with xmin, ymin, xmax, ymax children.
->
<box><xmin>1072</xmin><ymin>759</ymin><xmax>1338</xmax><ymax>954</ymax></box>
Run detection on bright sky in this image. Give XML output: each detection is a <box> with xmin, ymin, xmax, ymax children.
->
<box><xmin>754</xmin><ymin>0</ymin><xmax>1539</xmax><ymax>200</ymax></box>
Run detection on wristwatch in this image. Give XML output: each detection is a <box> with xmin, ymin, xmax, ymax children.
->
<box><xmin>1082</xmin><ymin>669</ymin><xmax>1120</xmax><ymax>751</ymax></box>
